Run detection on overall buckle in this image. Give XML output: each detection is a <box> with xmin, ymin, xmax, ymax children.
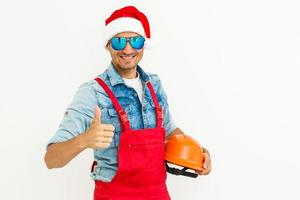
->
<box><xmin>156</xmin><ymin>107</ymin><xmax>163</xmax><ymax>119</ymax></box>
<box><xmin>118</xmin><ymin>109</ymin><xmax>129</xmax><ymax>123</ymax></box>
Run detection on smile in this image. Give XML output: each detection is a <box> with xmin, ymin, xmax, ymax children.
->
<box><xmin>119</xmin><ymin>55</ymin><xmax>136</xmax><ymax>60</ymax></box>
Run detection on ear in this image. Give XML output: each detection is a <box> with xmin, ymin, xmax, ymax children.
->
<box><xmin>105</xmin><ymin>43</ymin><xmax>110</xmax><ymax>51</ymax></box>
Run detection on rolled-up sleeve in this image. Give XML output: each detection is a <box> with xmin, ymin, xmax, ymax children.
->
<box><xmin>46</xmin><ymin>82</ymin><xmax>98</xmax><ymax>148</ymax></box>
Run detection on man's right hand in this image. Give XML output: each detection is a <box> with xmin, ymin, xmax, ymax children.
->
<box><xmin>82</xmin><ymin>106</ymin><xmax>115</xmax><ymax>149</ymax></box>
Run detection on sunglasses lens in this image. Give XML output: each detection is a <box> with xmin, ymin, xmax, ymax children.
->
<box><xmin>110</xmin><ymin>37</ymin><xmax>126</xmax><ymax>50</ymax></box>
<box><xmin>130</xmin><ymin>36</ymin><xmax>145</xmax><ymax>49</ymax></box>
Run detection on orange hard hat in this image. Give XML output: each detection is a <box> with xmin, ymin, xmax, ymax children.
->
<box><xmin>165</xmin><ymin>134</ymin><xmax>204</xmax><ymax>178</ymax></box>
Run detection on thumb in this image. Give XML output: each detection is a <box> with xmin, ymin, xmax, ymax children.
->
<box><xmin>93</xmin><ymin>105</ymin><xmax>101</xmax><ymax>124</ymax></box>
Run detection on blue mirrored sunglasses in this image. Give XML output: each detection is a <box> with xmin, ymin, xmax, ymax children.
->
<box><xmin>109</xmin><ymin>36</ymin><xmax>145</xmax><ymax>51</ymax></box>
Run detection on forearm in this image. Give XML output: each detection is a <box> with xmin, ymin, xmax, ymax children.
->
<box><xmin>44</xmin><ymin>133</ymin><xmax>87</xmax><ymax>169</ymax></box>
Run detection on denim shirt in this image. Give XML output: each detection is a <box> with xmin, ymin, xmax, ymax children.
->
<box><xmin>47</xmin><ymin>63</ymin><xmax>177</xmax><ymax>182</ymax></box>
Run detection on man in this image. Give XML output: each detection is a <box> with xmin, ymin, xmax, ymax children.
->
<box><xmin>44</xmin><ymin>6</ymin><xmax>211</xmax><ymax>200</ymax></box>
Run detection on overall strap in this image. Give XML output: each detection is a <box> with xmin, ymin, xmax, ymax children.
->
<box><xmin>146</xmin><ymin>81</ymin><xmax>163</xmax><ymax>128</ymax></box>
<box><xmin>94</xmin><ymin>77</ymin><xmax>130</xmax><ymax>131</ymax></box>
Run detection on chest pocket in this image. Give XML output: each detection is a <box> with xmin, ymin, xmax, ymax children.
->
<box><xmin>143</xmin><ymin>97</ymin><xmax>166</xmax><ymax>129</ymax></box>
<box><xmin>102</xmin><ymin>104</ymin><xmax>133</xmax><ymax>148</ymax></box>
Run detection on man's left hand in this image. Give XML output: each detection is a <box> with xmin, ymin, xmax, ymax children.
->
<box><xmin>195</xmin><ymin>147</ymin><xmax>212</xmax><ymax>175</ymax></box>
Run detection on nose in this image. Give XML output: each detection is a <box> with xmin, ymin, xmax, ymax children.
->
<box><xmin>122</xmin><ymin>41</ymin><xmax>134</xmax><ymax>53</ymax></box>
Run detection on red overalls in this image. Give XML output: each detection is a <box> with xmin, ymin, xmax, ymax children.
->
<box><xmin>91</xmin><ymin>77</ymin><xmax>171</xmax><ymax>200</ymax></box>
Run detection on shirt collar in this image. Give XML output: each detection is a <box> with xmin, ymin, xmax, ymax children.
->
<box><xmin>107</xmin><ymin>62</ymin><xmax>150</xmax><ymax>86</ymax></box>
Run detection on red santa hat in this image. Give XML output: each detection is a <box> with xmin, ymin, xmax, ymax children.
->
<box><xmin>104</xmin><ymin>6</ymin><xmax>151</xmax><ymax>48</ymax></box>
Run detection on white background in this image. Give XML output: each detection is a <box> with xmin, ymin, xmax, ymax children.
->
<box><xmin>0</xmin><ymin>0</ymin><xmax>300</xmax><ymax>199</ymax></box>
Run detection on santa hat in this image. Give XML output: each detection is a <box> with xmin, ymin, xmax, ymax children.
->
<box><xmin>103</xmin><ymin>6</ymin><xmax>151</xmax><ymax>48</ymax></box>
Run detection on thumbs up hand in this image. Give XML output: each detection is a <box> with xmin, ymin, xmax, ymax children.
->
<box><xmin>83</xmin><ymin>106</ymin><xmax>115</xmax><ymax>149</ymax></box>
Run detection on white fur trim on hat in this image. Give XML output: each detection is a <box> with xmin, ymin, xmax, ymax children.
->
<box><xmin>103</xmin><ymin>17</ymin><xmax>151</xmax><ymax>48</ymax></box>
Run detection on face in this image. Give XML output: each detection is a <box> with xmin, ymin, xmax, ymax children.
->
<box><xmin>106</xmin><ymin>32</ymin><xmax>144</xmax><ymax>72</ymax></box>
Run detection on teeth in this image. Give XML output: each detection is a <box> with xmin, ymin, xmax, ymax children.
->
<box><xmin>120</xmin><ymin>55</ymin><xmax>135</xmax><ymax>60</ymax></box>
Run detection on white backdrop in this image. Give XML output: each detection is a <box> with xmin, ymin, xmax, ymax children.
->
<box><xmin>0</xmin><ymin>0</ymin><xmax>300</xmax><ymax>199</ymax></box>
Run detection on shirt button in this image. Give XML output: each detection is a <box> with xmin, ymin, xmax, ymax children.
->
<box><xmin>134</xmin><ymin>93</ymin><xmax>137</xmax><ymax>96</ymax></box>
